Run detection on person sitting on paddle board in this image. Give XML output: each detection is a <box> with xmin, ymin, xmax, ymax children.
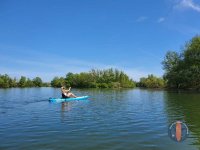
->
<box><xmin>61</xmin><ymin>86</ymin><xmax>77</xmax><ymax>98</ymax></box>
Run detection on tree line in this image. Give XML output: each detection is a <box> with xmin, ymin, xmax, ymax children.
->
<box><xmin>0</xmin><ymin>75</ymin><xmax>49</xmax><ymax>88</ymax></box>
<box><xmin>137</xmin><ymin>74</ymin><xmax>165</xmax><ymax>88</ymax></box>
<box><xmin>1</xmin><ymin>35</ymin><xmax>199</xmax><ymax>89</ymax></box>
<box><xmin>136</xmin><ymin>35</ymin><xmax>200</xmax><ymax>89</ymax></box>
<box><xmin>51</xmin><ymin>68</ymin><xmax>136</xmax><ymax>88</ymax></box>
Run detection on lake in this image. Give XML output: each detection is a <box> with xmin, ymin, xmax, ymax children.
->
<box><xmin>0</xmin><ymin>88</ymin><xmax>200</xmax><ymax>150</ymax></box>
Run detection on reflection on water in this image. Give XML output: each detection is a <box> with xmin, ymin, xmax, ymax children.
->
<box><xmin>60</xmin><ymin>102</ymin><xmax>71</xmax><ymax>122</ymax></box>
<box><xmin>0</xmin><ymin>88</ymin><xmax>200</xmax><ymax>150</ymax></box>
<box><xmin>164</xmin><ymin>91</ymin><xmax>200</xmax><ymax>148</ymax></box>
<box><xmin>61</xmin><ymin>102</ymin><xmax>71</xmax><ymax>112</ymax></box>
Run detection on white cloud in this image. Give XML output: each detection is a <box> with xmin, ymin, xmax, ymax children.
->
<box><xmin>157</xmin><ymin>17</ymin><xmax>165</xmax><ymax>23</ymax></box>
<box><xmin>176</xmin><ymin>0</ymin><xmax>200</xmax><ymax>12</ymax></box>
<box><xmin>136</xmin><ymin>16</ymin><xmax>148</xmax><ymax>22</ymax></box>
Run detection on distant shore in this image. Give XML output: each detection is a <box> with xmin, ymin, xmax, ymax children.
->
<box><xmin>1</xmin><ymin>36</ymin><xmax>200</xmax><ymax>90</ymax></box>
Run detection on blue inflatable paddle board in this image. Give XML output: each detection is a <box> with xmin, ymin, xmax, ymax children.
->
<box><xmin>49</xmin><ymin>96</ymin><xmax>89</xmax><ymax>103</ymax></box>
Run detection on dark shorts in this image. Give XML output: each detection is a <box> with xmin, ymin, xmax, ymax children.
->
<box><xmin>62</xmin><ymin>93</ymin><xmax>69</xmax><ymax>98</ymax></box>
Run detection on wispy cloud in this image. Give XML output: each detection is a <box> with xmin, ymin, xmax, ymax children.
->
<box><xmin>157</xmin><ymin>17</ymin><xmax>165</xmax><ymax>23</ymax></box>
<box><xmin>0</xmin><ymin>42</ymin><xmax>166</xmax><ymax>83</ymax></box>
<box><xmin>136</xmin><ymin>16</ymin><xmax>148</xmax><ymax>22</ymax></box>
<box><xmin>0</xmin><ymin>44</ymin><xmax>163</xmax><ymax>82</ymax></box>
<box><xmin>0</xmin><ymin>52</ymin><xmax>158</xmax><ymax>82</ymax></box>
<box><xmin>175</xmin><ymin>0</ymin><xmax>200</xmax><ymax>12</ymax></box>
<box><xmin>136</xmin><ymin>16</ymin><xmax>166</xmax><ymax>24</ymax></box>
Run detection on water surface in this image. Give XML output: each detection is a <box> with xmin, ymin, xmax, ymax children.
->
<box><xmin>0</xmin><ymin>88</ymin><xmax>200</xmax><ymax>150</ymax></box>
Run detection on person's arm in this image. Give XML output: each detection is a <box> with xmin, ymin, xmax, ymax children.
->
<box><xmin>65</xmin><ymin>87</ymin><xmax>71</xmax><ymax>93</ymax></box>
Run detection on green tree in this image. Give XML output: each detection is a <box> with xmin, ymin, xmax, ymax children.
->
<box><xmin>51</xmin><ymin>77</ymin><xmax>65</xmax><ymax>87</ymax></box>
<box><xmin>65</xmin><ymin>72</ymin><xmax>74</xmax><ymax>86</ymax></box>
<box><xmin>0</xmin><ymin>75</ymin><xmax>49</xmax><ymax>88</ymax></box>
<box><xmin>33</xmin><ymin>77</ymin><xmax>42</xmax><ymax>87</ymax></box>
<box><xmin>0</xmin><ymin>74</ymin><xmax>13</xmax><ymax>88</ymax></box>
<box><xmin>162</xmin><ymin>51</ymin><xmax>182</xmax><ymax>88</ymax></box>
<box><xmin>10</xmin><ymin>77</ymin><xmax>17</xmax><ymax>87</ymax></box>
<box><xmin>0</xmin><ymin>76</ymin><xmax>6</xmax><ymax>88</ymax></box>
<box><xmin>62</xmin><ymin>68</ymin><xmax>135</xmax><ymax>88</ymax></box>
<box><xmin>18</xmin><ymin>76</ymin><xmax>27</xmax><ymax>87</ymax></box>
<box><xmin>42</xmin><ymin>82</ymin><xmax>50</xmax><ymax>87</ymax></box>
<box><xmin>163</xmin><ymin>35</ymin><xmax>200</xmax><ymax>89</ymax></box>
<box><xmin>138</xmin><ymin>74</ymin><xmax>165</xmax><ymax>88</ymax></box>
<box><xmin>183</xmin><ymin>36</ymin><xmax>200</xmax><ymax>89</ymax></box>
<box><xmin>26</xmin><ymin>78</ymin><xmax>34</xmax><ymax>87</ymax></box>
<box><xmin>162</xmin><ymin>51</ymin><xmax>180</xmax><ymax>73</ymax></box>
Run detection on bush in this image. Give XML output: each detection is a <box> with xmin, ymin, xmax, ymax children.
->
<box><xmin>138</xmin><ymin>74</ymin><xmax>166</xmax><ymax>88</ymax></box>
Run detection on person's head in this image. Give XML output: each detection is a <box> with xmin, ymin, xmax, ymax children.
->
<box><xmin>61</xmin><ymin>86</ymin><xmax>65</xmax><ymax>90</ymax></box>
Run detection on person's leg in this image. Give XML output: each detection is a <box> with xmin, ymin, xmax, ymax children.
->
<box><xmin>70</xmin><ymin>93</ymin><xmax>77</xmax><ymax>98</ymax></box>
<box><xmin>67</xmin><ymin>92</ymin><xmax>77</xmax><ymax>98</ymax></box>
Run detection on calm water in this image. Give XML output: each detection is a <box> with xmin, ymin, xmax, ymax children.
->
<box><xmin>0</xmin><ymin>88</ymin><xmax>200</xmax><ymax>150</ymax></box>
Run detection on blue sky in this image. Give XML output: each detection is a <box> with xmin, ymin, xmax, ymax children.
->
<box><xmin>0</xmin><ymin>0</ymin><xmax>200</xmax><ymax>81</ymax></box>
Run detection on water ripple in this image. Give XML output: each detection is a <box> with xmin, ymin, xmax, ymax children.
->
<box><xmin>0</xmin><ymin>88</ymin><xmax>200</xmax><ymax>150</ymax></box>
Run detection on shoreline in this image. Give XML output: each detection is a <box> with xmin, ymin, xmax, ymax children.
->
<box><xmin>1</xmin><ymin>86</ymin><xmax>200</xmax><ymax>92</ymax></box>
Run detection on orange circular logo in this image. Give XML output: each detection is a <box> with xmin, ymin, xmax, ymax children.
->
<box><xmin>168</xmin><ymin>121</ymin><xmax>189</xmax><ymax>142</ymax></box>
